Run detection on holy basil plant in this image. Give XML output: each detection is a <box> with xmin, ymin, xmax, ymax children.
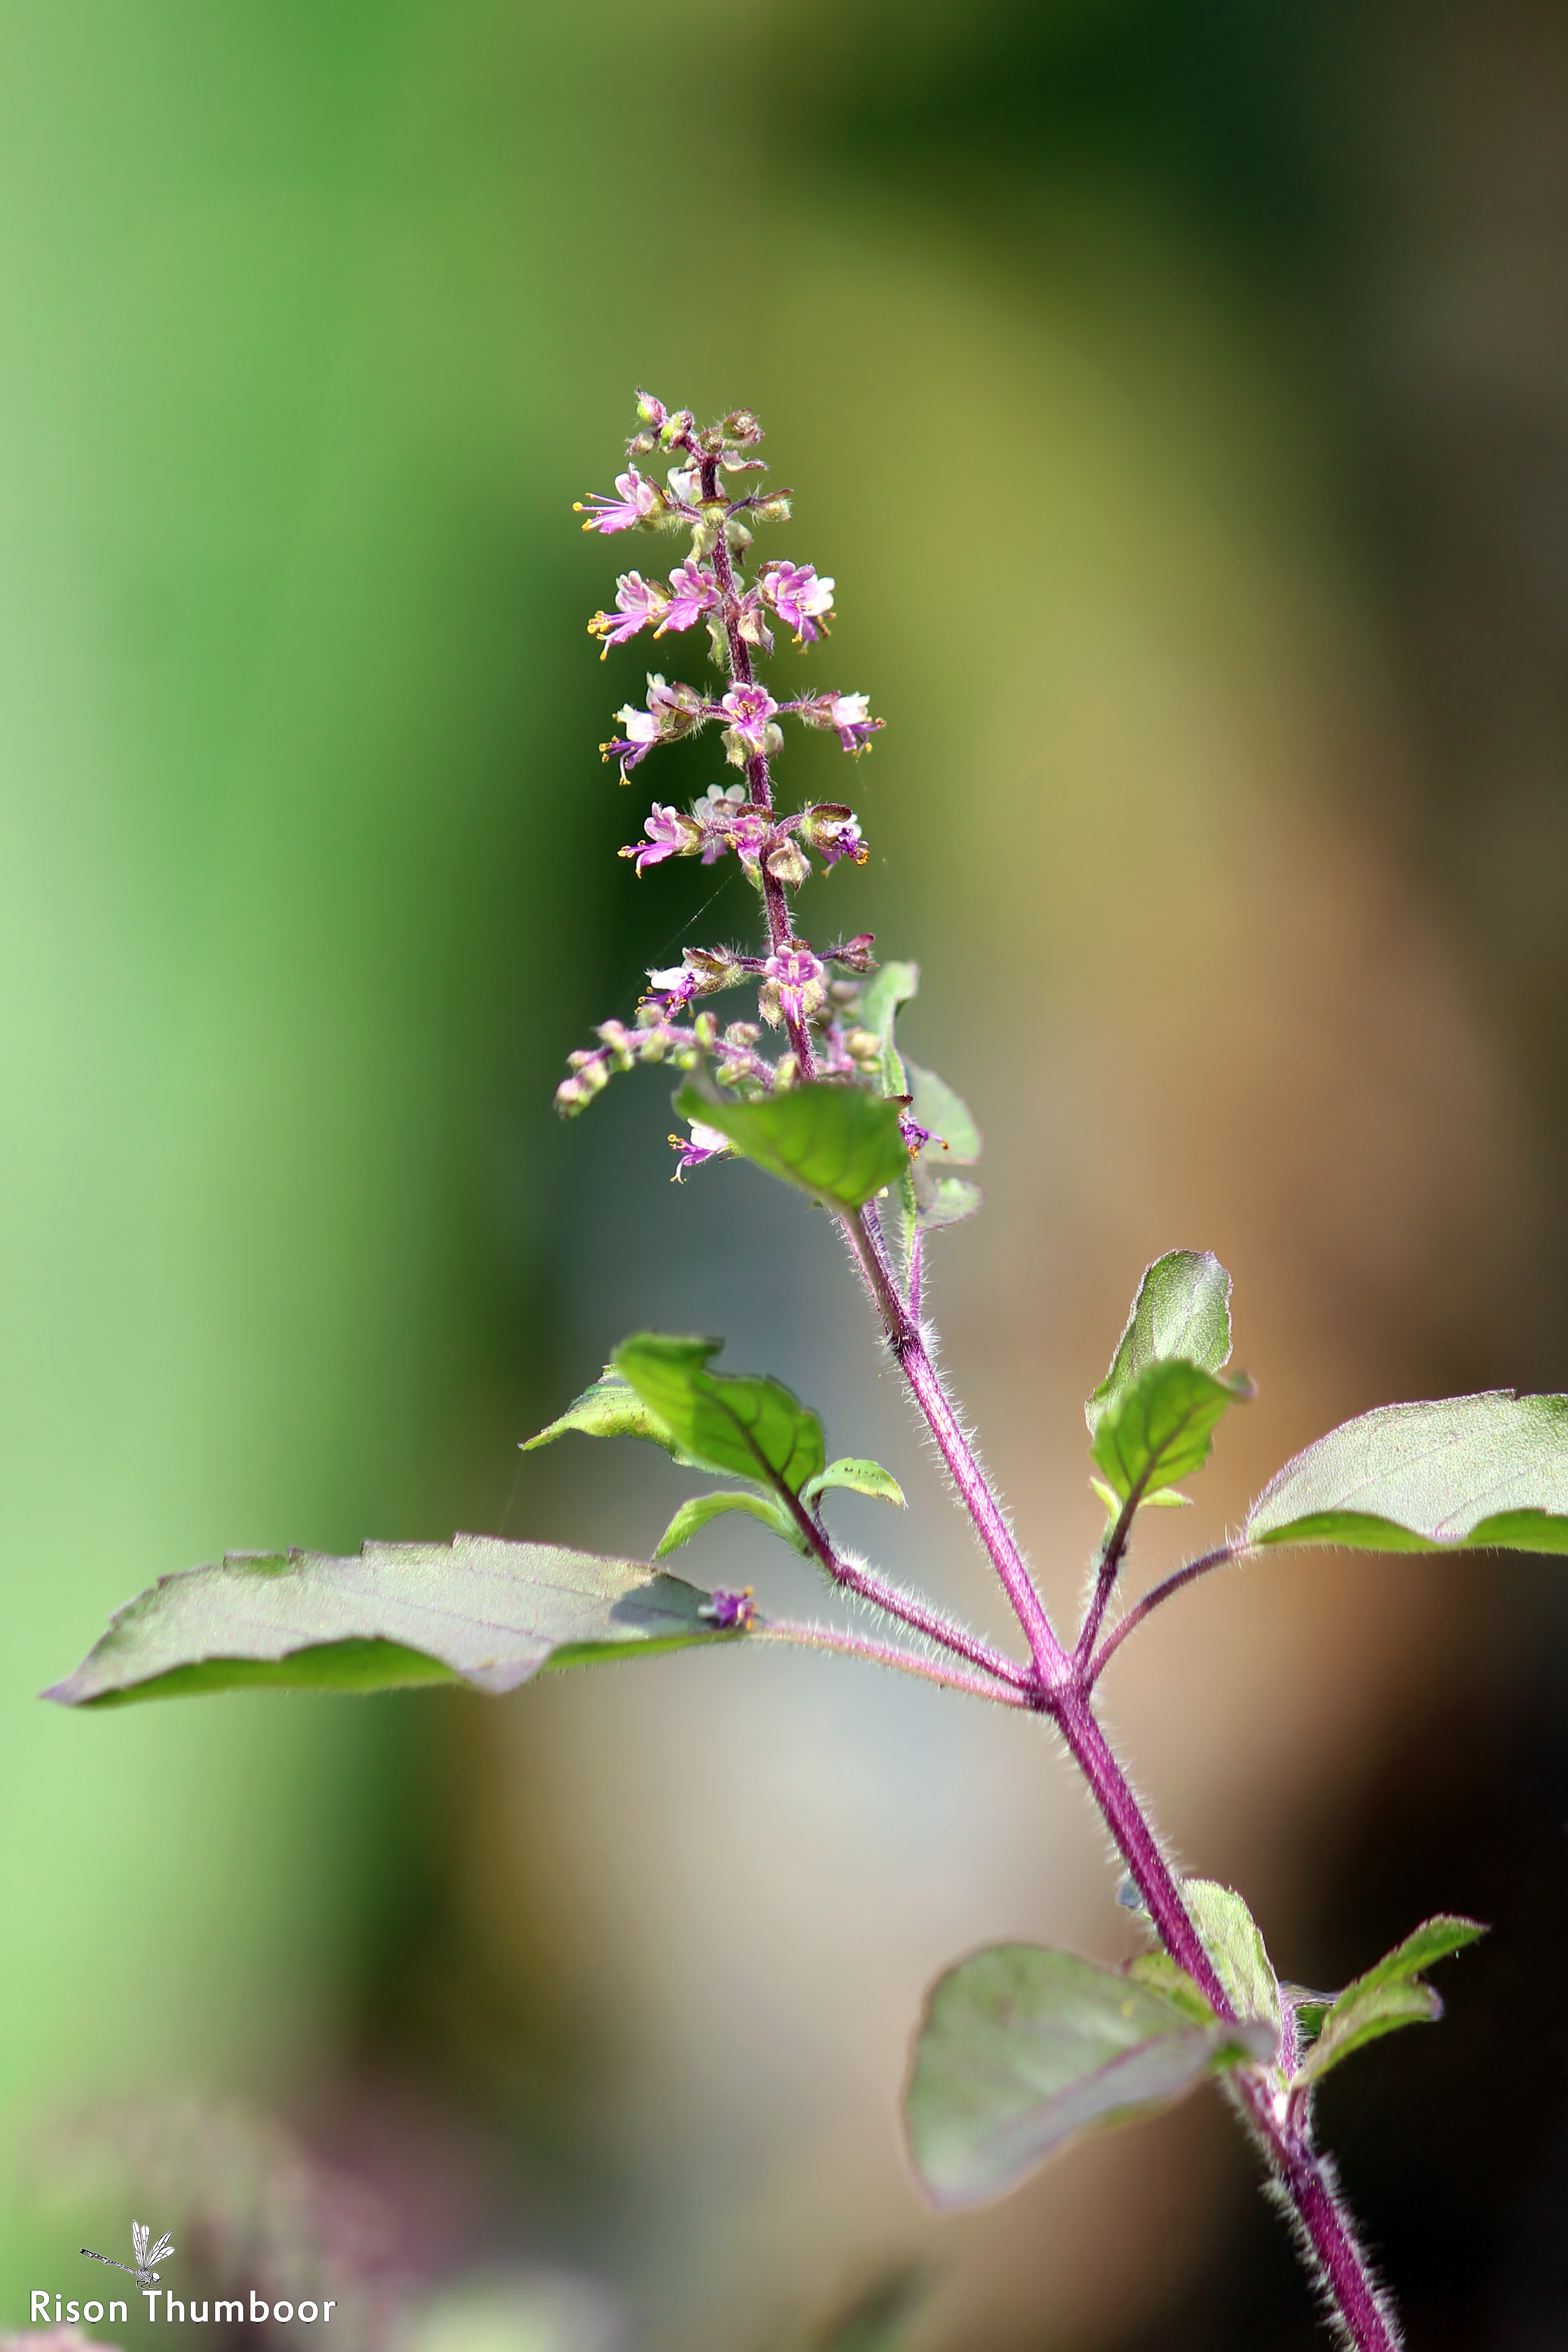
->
<box><xmin>50</xmin><ymin>393</ymin><xmax>1568</xmax><ymax>2352</ymax></box>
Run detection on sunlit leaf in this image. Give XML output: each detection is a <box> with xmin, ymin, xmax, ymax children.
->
<box><xmin>1181</xmin><ymin>1879</ymin><xmax>1282</xmax><ymax>2032</ymax></box>
<box><xmin>1293</xmin><ymin>1915</ymin><xmax>1486</xmax><ymax>2088</ymax></box>
<box><xmin>673</xmin><ymin>1079</ymin><xmax>909</xmax><ymax>1212</ymax></box>
<box><xmin>1245</xmin><ymin>1392</ymin><xmax>1568</xmax><ymax>1555</ymax></box>
<box><xmin>523</xmin><ymin>1369</ymin><xmax>692</xmax><ymax>1460</ymax></box>
<box><xmin>46</xmin><ymin>1538</ymin><xmax>740</xmax><ymax>1707</ymax></box>
<box><xmin>1087</xmin><ymin>1251</ymin><xmax>1235</xmax><ymax>1442</ymax></box>
<box><xmin>653</xmin><ymin>1489</ymin><xmax>797</xmax><ymax>1558</ymax></box>
<box><xmin>802</xmin><ymin>1457</ymin><xmax>906</xmax><ymax>1510</ymax></box>
<box><xmin>1090</xmin><ymin>1358</ymin><xmax>1251</xmax><ymax>1507</ymax></box>
<box><xmin>905</xmin><ymin>1061</ymin><xmax>981</xmax><ymax>1163</ymax></box>
<box><xmin>903</xmin><ymin>1943</ymin><xmax>1274</xmax><ymax>2208</ymax></box>
<box><xmin>613</xmin><ymin>1333</ymin><xmax>825</xmax><ymax>1496</ymax></box>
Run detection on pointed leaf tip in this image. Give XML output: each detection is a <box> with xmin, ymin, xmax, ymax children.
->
<box><xmin>1088</xmin><ymin>1250</ymin><xmax>1235</xmax><ymax>1441</ymax></box>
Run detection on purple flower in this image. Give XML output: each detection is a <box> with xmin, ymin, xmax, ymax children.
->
<box><xmin>760</xmin><ymin>561</ymin><xmax>835</xmax><ymax>643</ymax></box>
<box><xmin>575</xmin><ymin>466</ymin><xmax>666</xmax><ymax>534</ymax></box>
<box><xmin>693</xmin><ymin>784</ymin><xmax>770</xmax><ymax>868</ymax></box>
<box><xmin>719</xmin><ymin>683</ymin><xmax>780</xmax><ymax>767</ymax></box>
<box><xmin>659</xmin><ymin>559</ymin><xmax>720</xmax><ymax>635</ymax></box>
<box><xmin>645</xmin><ymin>946</ymin><xmax>742</xmax><ymax>1012</ymax></box>
<box><xmin>602</xmin><ymin>674</ymin><xmax>706</xmax><ymax>777</ymax></box>
<box><xmin>620</xmin><ymin>804</ymin><xmax>699</xmax><ymax>874</ymax></box>
<box><xmin>669</xmin><ymin>1119</ymin><xmax>735</xmax><ymax>1178</ymax></box>
<box><xmin>759</xmin><ymin>940</ymin><xmax>828</xmax><ymax>1029</ymax></box>
<box><xmin>588</xmin><ymin>571</ymin><xmax>669</xmax><ymax>656</ymax></box>
<box><xmin>700</xmin><ymin>1585</ymin><xmax>757</xmax><ymax>1629</ymax></box>
<box><xmin>794</xmin><ymin>690</ymin><xmax>882</xmax><ymax>753</ymax></box>
<box><xmin>800</xmin><ymin>803</ymin><xmax>867</xmax><ymax>867</ymax></box>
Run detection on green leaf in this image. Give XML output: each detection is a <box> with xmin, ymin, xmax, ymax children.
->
<box><xmin>523</xmin><ymin>1369</ymin><xmax>691</xmax><ymax>1459</ymax></box>
<box><xmin>801</xmin><ymin>1456</ymin><xmax>906</xmax><ymax>1510</ymax></box>
<box><xmin>613</xmin><ymin>1332</ymin><xmax>826</xmax><ymax>1496</ymax></box>
<box><xmin>46</xmin><ymin>1537</ymin><xmax>741</xmax><ymax>1708</ymax></box>
<box><xmin>1124</xmin><ymin>1952</ymin><xmax>1220</xmax><ymax>2024</ymax></box>
<box><xmin>903</xmin><ymin>1943</ymin><xmax>1275</xmax><ymax>2208</ymax></box>
<box><xmin>912</xmin><ymin>1166</ymin><xmax>983</xmax><ymax>1231</ymax></box>
<box><xmin>653</xmin><ymin>1489</ymin><xmax>797</xmax><ymax>1558</ymax></box>
<box><xmin>1090</xmin><ymin>1358</ymin><xmax>1251</xmax><ymax>1507</ymax></box>
<box><xmin>1087</xmin><ymin>1250</ymin><xmax>1235</xmax><ymax>1442</ymax></box>
<box><xmin>1245</xmin><ymin>1392</ymin><xmax>1568</xmax><ymax>1555</ymax></box>
<box><xmin>857</xmin><ymin>959</ymin><xmax>919</xmax><ymax>1095</ymax></box>
<box><xmin>1293</xmin><ymin>1915</ymin><xmax>1486</xmax><ymax>2088</ymax></box>
<box><xmin>905</xmin><ymin>1061</ymin><xmax>982</xmax><ymax>1163</ymax></box>
<box><xmin>673</xmin><ymin>1079</ymin><xmax>909</xmax><ymax>1213</ymax></box>
<box><xmin>1181</xmin><ymin>1880</ymin><xmax>1282</xmax><ymax>2033</ymax></box>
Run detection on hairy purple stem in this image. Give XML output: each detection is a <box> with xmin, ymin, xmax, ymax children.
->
<box><xmin>838</xmin><ymin>1204</ymin><xmax>1064</xmax><ymax>1680</ymax></box>
<box><xmin>757</xmin><ymin>1619</ymin><xmax>1032</xmax><ymax>1706</ymax></box>
<box><xmin>837</xmin><ymin>1200</ymin><xmax>1399</xmax><ymax>2351</ymax></box>
<box><xmin>1088</xmin><ymin>1543</ymin><xmax>1243</xmax><ymax>1687</ymax></box>
<box><xmin>767</xmin><ymin>1451</ymin><xmax>1033</xmax><ymax>1694</ymax></box>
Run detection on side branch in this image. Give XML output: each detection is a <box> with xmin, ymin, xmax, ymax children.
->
<box><xmin>837</xmin><ymin>1202</ymin><xmax>1071</xmax><ymax>1685</ymax></box>
<box><xmin>756</xmin><ymin>1619</ymin><xmax>1033</xmax><ymax>1707</ymax></box>
<box><xmin>1087</xmin><ymin>1543</ymin><xmax>1244</xmax><ymax>1686</ymax></box>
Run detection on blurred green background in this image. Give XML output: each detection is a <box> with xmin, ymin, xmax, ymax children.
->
<box><xmin>4</xmin><ymin>3</ymin><xmax>1568</xmax><ymax>2347</ymax></box>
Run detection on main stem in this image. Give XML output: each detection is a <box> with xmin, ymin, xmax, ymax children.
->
<box><xmin>686</xmin><ymin>438</ymin><xmax>1390</xmax><ymax>2348</ymax></box>
<box><xmin>840</xmin><ymin>1198</ymin><xmax>1398</xmax><ymax>2352</ymax></box>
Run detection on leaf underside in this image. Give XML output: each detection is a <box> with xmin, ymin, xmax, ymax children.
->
<box><xmin>46</xmin><ymin>1536</ymin><xmax>737</xmax><ymax>1707</ymax></box>
<box><xmin>1245</xmin><ymin>1392</ymin><xmax>1568</xmax><ymax>1554</ymax></box>
<box><xmin>673</xmin><ymin>1077</ymin><xmax>909</xmax><ymax>1211</ymax></box>
<box><xmin>903</xmin><ymin>1943</ymin><xmax>1274</xmax><ymax>2209</ymax></box>
<box><xmin>1087</xmin><ymin>1250</ymin><xmax>1234</xmax><ymax>1443</ymax></box>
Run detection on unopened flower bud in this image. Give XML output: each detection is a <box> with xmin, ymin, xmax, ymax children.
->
<box><xmin>626</xmin><ymin>429</ymin><xmax>658</xmax><ymax>455</ymax></box>
<box><xmin>774</xmin><ymin>1054</ymin><xmax>800</xmax><ymax>1089</ymax></box>
<box><xmin>693</xmin><ymin>1009</ymin><xmax>718</xmax><ymax>1049</ymax></box>
<box><xmin>555</xmin><ymin>1076</ymin><xmax>586</xmax><ymax>1115</ymax></box>
<box><xmin>845</xmin><ymin>1027</ymin><xmax>881</xmax><ymax>1062</ymax></box>
<box><xmin>635</xmin><ymin>390</ymin><xmax>668</xmax><ymax>427</ymax></box>
<box><xmin>724</xmin><ymin>410</ymin><xmax>764</xmax><ymax>446</ymax></box>
<box><xmin>724</xmin><ymin>1021</ymin><xmax>760</xmax><ymax>1048</ymax></box>
<box><xmin>752</xmin><ymin>495</ymin><xmax>791</xmax><ymax>524</ymax></box>
<box><xmin>596</xmin><ymin>1019</ymin><xmax>636</xmax><ymax>1069</ymax></box>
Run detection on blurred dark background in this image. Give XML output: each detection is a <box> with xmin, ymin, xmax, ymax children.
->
<box><xmin>4</xmin><ymin>2</ymin><xmax>1568</xmax><ymax>2346</ymax></box>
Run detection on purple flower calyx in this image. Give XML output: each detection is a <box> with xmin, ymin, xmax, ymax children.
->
<box><xmin>700</xmin><ymin>1585</ymin><xmax>757</xmax><ymax>1628</ymax></box>
<box><xmin>799</xmin><ymin>804</ymin><xmax>867</xmax><ymax>867</ymax></box>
